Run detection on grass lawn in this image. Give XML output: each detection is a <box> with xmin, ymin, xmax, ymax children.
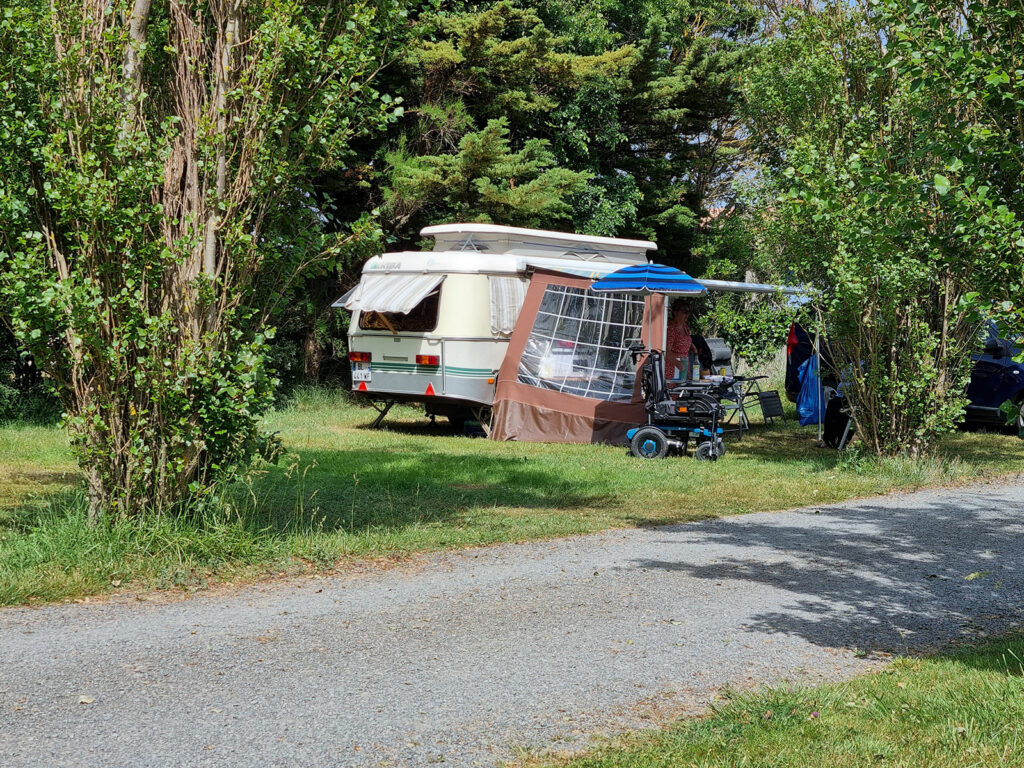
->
<box><xmin>531</xmin><ymin>635</ymin><xmax>1024</xmax><ymax>768</ymax></box>
<box><xmin>1</xmin><ymin>388</ymin><xmax>1022</xmax><ymax>605</ymax></box>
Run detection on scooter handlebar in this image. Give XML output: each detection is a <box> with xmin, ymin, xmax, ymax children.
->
<box><xmin>629</xmin><ymin>344</ymin><xmax>653</xmax><ymax>364</ymax></box>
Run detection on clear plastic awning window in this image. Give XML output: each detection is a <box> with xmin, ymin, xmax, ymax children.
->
<box><xmin>518</xmin><ymin>285</ymin><xmax>645</xmax><ymax>401</ymax></box>
<box><xmin>345</xmin><ymin>273</ymin><xmax>445</xmax><ymax>314</ymax></box>
<box><xmin>489</xmin><ymin>276</ymin><xmax>528</xmax><ymax>336</ymax></box>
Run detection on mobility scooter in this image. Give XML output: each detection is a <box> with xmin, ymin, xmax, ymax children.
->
<box><xmin>626</xmin><ymin>346</ymin><xmax>734</xmax><ymax>461</ymax></box>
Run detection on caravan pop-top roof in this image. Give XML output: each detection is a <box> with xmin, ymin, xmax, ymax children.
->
<box><xmin>355</xmin><ymin>224</ymin><xmax>657</xmax><ymax>279</ymax></box>
<box><xmin>420</xmin><ymin>223</ymin><xmax>655</xmax><ymax>263</ymax></box>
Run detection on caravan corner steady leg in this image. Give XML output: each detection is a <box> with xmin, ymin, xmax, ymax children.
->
<box><xmin>472</xmin><ymin>406</ymin><xmax>493</xmax><ymax>437</ymax></box>
<box><xmin>370</xmin><ymin>400</ymin><xmax>396</xmax><ymax>428</ymax></box>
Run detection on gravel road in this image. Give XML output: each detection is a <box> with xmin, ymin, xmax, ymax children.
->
<box><xmin>3</xmin><ymin>478</ymin><xmax>1024</xmax><ymax>767</ymax></box>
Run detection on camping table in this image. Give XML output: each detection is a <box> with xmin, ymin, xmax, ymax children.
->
<box><xmin>719</xmin><ymin>375</ymin><xmax>769</xmax><ymax>437</ymax></box>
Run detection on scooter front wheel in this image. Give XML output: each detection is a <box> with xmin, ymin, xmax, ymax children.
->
<box><xmin>695</xmin><ymin>440</ymin><xmax>720</xmax><ymax>461</ymax></box>
<box><xmin>630</xmin><ymin>427</ymin><xmax>669</xmax><ymax>459</ymax></box>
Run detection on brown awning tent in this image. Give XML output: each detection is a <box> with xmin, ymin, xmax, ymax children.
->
<box><xmin>491</xmin><ymin>270</ymin><xmax>666</xmax><ymax>444</ymax></box>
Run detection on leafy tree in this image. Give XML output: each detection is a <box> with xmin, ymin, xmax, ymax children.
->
<box><xmin>742</xmin><ymin>1</ymin><xmax>1023</xmax><ymax>455</ymax></box>
<box><xmin>372</xmin><ymin>0</ymin><xmax>637</xmax><ymax>245</ymax></box>
<box><xmin>385</xmin><ymin>117</ymin><xmax>591</xmax><ymax>232</ymax></box>
<box><xmin>576</xmin><ymin>0</ymin><xmax>754</xmax><ymax>257</ymax></box>
<box><xmin>326</xmin><ymin>0</ymin><xmax>751</xmax><ymax>250</ymax></box>
<box><xmin>882</xmin><ymin>0</ymin><xmax>1024</xmax><ymax>432</ymax></box>
<box><xmin>0</xmin><ymin>0</ymin><xmax>405</xmax><ymax>518</ymax></box>
<box><xmin>691</xmin><ymin>212</ymin><xmax>798</xmax><ymax>366</ymax></box>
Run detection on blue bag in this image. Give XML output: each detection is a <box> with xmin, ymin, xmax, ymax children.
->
<box><xmin>797</xmin><ymin>354</ymin><xmax>825</xmax><ymax>426</ymax></box>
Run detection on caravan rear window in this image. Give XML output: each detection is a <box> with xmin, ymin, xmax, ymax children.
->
<box><xmin>518</xmin><ymin>285</ymin><xmax>645</xmax><ymax>401</ymax></box>
<box><xmin>359</xmin><ymin>289</ymin><xmax>441</xmax><ymax>332</ymax></box>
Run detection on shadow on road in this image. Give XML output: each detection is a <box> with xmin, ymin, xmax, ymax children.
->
<box><xmin>631</xmin><ymin>491</ymin><xmax>1024</xmax><ymax>656</ymax></box>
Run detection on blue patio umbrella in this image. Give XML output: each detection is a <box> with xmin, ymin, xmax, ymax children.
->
<box><xmin>590</xmin><ymin>262</ymin><xmax>706</xmax><ymax>295</ymax></box>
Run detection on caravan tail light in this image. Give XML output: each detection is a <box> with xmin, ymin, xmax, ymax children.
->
<box><xmin>416</xmin><ymin>355</ymin><xmax>440</xmax><ymax>366</ymax></box>
<box><xmin>349</xmin><ymin>351</ymin><xmax>371</xmax><ymax>362</ymax></box>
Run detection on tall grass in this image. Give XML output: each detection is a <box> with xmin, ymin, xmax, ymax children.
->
<box><xmin>0</xmin><ymin>490</ymin><xmax>295</xmax><ymax>604</ymax></box>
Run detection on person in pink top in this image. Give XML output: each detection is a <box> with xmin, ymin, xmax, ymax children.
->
<box><xmin>663</xmin><ymin>298</ymin><xmax>714</xmax><ymax>380</ymax></box>
<box><xmin>665</xmin><ymin>298</ymin><xmax>693</xmax><ymax>380</ymax></box>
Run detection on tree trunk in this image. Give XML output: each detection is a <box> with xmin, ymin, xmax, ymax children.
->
<box><xmin>203</xmin><ymin>1</ymin><xmax>240</xmax><ymax>281</ymax></box>
<box><xmin>87</xmin><ymin>468</ymin><xmax>105</xmax><ymax>525</ymax></box>
<box><xmin>122</xmin><ymin>0</ymin><xmax>153</xmax><ymax>128</ymax></box>
<box><xmin>304</xmin><ymin>321</ymin><xmax>323</xmax><ymax>383</ymax></box>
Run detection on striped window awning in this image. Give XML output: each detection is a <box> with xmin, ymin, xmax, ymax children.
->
<box><xmin>344</xmin><ymin>273</ymin><xmax>445</xmax><ymax>314</ymax></box>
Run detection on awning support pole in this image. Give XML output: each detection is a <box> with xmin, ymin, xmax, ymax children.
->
<box><xmin>815</xmin><ymin>330</ymin><xmax>822</xmax><ymax>444</ymax></box>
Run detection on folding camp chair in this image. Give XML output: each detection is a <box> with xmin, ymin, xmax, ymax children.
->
<box><xmin>756</xmin><ymin>390</ymin><xmax>786</xmax><ymax>425</ymax></box>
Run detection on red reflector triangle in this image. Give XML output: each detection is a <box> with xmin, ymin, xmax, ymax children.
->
<box><xmin>424</xmin><ymin>382</ymin><xmax>436</xmax><ymax>396</ymax></box>
<box><xmin>357</xmin><ymin>381</ymin><xmax>368</xmax><ymax>392</ymax></box>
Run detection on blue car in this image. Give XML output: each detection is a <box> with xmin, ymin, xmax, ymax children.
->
<box><xmin>966</xmin><ymin>328</ymin><xmax>1024</xmax><ymax>431</ymax></box>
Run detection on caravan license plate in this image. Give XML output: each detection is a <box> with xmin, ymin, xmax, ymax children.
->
<box><xmin>352</xmin><ymin>362</ymin><xmax>371</xmax><ymax>382</ymax></box>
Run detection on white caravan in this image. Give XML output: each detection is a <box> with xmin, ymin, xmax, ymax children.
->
<box><xmin>338</xmin><ymin>223</ymin><xmax>655</xmax><ymax>426</ymax></box>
